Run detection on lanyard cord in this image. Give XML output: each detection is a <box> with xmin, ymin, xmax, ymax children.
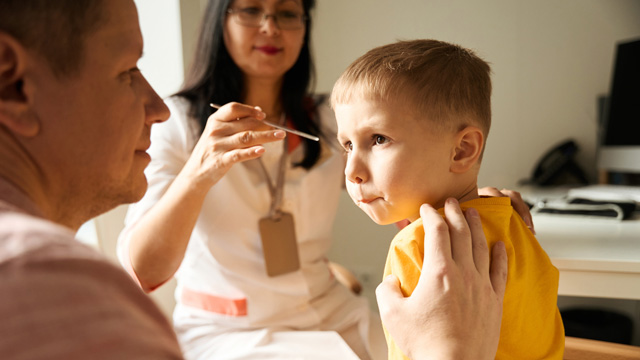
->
<box><xmin>257</xmin><ymin>113</ymin><xmax>288</xmax><ymax>220</ymax></box>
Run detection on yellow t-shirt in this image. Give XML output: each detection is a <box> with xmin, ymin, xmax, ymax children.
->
<box><xmin>383</xmin><ymin>197</ymin><xmax>565</xmax><ymax>359</ymax></box>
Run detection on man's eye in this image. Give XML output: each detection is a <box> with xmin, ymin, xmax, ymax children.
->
<box><xmin>344</xmin><ymin>141</ymin><xmax>353</xmax><ymax>152</ymax></box>
<box><xmin>374</xmin><ymin>135</ymin><xmax>387</xmax><ymax>145</ymax></box>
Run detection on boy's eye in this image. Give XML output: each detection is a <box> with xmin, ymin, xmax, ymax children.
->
<box><xmin>374</xmin><ymin>135</ymin><xmax>388</xmax><ymax>145</ymax></box>
<box><xmin>343</xmin><ymin>141</ymin><xmax>353</xmax><ymax>152</ymax></box>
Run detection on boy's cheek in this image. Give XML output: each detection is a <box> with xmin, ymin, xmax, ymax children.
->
<box><xmin>345</xmin><ymin>184</ymin><xmax>356</xmax><ymax>201</ymax></box>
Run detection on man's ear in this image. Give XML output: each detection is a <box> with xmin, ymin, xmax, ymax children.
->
<box><xmin>0</xmin><ymin>33</ymin><xmax>39</xmax><ymax>137</ymax></box>
<box><xmin>450</xmin><ymin>126</ymin><xmax>484</xmax><ymax>174</ymax></box>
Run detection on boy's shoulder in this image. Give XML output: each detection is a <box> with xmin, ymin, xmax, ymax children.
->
<box><xmin>389</xmin><ymin>197</ymin><xmax>522</xmax><ymax>253</ymax></box>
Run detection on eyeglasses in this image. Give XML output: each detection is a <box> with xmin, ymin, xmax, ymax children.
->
<box><xmin>227</xmin><ymin>8</ymin><xmax>307</xmax><ymax>30</ymax></box>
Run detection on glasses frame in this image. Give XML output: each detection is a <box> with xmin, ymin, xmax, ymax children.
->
<box><xmin>226</xmin><ymin>8</ymin><xmax>308</xmax><ymax>30</ymax></box>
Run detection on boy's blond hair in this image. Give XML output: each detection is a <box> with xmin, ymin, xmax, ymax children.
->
<box><xmin>331</xmin><ymin>39</ymin><xmax>492</xmax><ymax>137</ymax></box>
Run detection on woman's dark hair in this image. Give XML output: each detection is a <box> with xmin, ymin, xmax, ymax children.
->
<box><xmin>175</xmin><ymin>0</ymin><xmax>321</xmax><ymax>169</ymax></box>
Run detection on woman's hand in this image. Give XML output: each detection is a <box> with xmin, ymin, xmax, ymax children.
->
<box><xmin>479</xmin><ymin>187</ymin><xmax>534</xmax><ymax>234</ymax></box>
<box><xmin>376</xmin><ymin>199</ymin><xmax>508</xmax><ymax>360</ymax></box>
<box><xmin>181</xmin><ymin>102</ymin><xmax>286</xmax><ymax>190</ymax></box>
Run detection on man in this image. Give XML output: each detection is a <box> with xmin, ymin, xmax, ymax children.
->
<box><xmin>0</xmin><ymin>0</ymin><xmax>182</xmax><ymax>358</ymax></box>
<box><xmin>0</xmin><ymin>0</ymin><xmax>506</xmax><ymax>359</ymax></box>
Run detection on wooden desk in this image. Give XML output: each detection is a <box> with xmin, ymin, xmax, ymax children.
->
<box><xmin>521</xmin><ymin>186</ymin><xmax>640</xmax><ymax>300</ymax></box>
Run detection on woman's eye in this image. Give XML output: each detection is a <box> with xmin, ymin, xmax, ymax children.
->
<box><xmin>374</xmin><ymin>135</ymin><xmax>387</xmax><ymax>145</ymax></box>
<box><xmin>240</xmin><ymin>7</ymin><xmax>261</xmax><ymax>15</ymax></box>
<box><xmin>278</xmin><ymin>10</ymin><xmax>299</xmax><ymax>19</ymax></box>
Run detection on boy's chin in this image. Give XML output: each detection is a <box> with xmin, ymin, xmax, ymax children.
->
<box><xmin>366</xmin><ymin>213</ymin><xmax>401</xmax><ymax>226</ymax></box>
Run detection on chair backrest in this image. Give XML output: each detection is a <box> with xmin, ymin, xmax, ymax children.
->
<box><xmin>564</xmin><ymin>336</ymin><xmax>640</xmax><ymax>360</ymax></box>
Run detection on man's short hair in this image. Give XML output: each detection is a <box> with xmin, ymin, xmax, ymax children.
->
<box><xmin>0</xmin><ymin>0</ymin><xmax>105</xmax><ymax>77</ymax></box>
<box><xmin>331</xmin><ymin>39</ymin><xmax>492</xmax><ymax>136</ymax></box>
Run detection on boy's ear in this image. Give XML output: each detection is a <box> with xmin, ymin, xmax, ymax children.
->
<box><xmin>0</xmin><ymin>33</ymin><xmax>40</xmax><ymax>137</ymax></box>
<box><xmin>450</xmin><ymin>126</ymin><xmax>484</xmax><ymax>174</ymax></box>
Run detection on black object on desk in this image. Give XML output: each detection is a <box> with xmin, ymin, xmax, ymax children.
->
<box><xmin>568</xmin><ymin>198</ymin><xmax>636</xmax><ymax>219</ymax></box>
<box><xmin>532</xmin><ymin>197</ymin><xmax>636</xmax><ymax>220</ymax></box>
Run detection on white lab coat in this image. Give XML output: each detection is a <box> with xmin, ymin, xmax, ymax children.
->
<box><xmin>119</xmin><ymin>97</ymin><xmax>377</xmax><ymax>359</ymax></box>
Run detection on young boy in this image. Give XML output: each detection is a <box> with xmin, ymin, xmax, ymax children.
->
<box><xmin>331</xmin><ymin>39</ymin><xmax>565</xmax><ymax>360</ymax></box>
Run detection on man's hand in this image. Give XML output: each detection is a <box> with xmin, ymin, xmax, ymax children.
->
<box><xmin>376</xmin><ymin>198</ymin><xmax>508</xmax><ymax>360</ymax></box>
<box><xmin>479</xmin><ymin>186</ymin><xmax>534</xmax><ymax>234</ymax></box>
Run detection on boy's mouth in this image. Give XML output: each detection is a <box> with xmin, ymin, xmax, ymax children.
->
<box><xmin>357</xmin><ymin>197</ymin><xmax>381</xmax><ymax>205</ymax></box>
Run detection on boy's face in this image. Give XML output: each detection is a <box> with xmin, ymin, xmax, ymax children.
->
<box><xmin>335</xmin><ymin>99</ymin><xmax>457</xmax><ymax>225</ymax></box>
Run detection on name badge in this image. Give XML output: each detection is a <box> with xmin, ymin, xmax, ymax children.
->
<box><xmin>258</xmin><ymin>212</ymin><xmax>300</xmax><ymax>277</ymax></box>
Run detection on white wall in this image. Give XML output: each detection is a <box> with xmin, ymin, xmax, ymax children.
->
<box><xmin>317</xmin><ymin>0</ymin><xmax>640</xmax><ymax>309</ymax></box>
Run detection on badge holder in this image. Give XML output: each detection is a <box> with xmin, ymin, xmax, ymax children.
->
<box><xmin>257</xmin><ymin>120</ymin><xmax>301</xmax><ymax>277</ymax></box>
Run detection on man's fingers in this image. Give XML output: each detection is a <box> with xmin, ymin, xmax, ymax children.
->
<box><xmin>465</xmin><ymin>207</ymin><xmax>490</xmax><ymax>275</ymax></box>
<box><xmin>443</xmin><ymin>198</ymin><xmax>473</xmax><ymax>267</ymax></box>
<box><xmin>375</xmin><ymin>274</ymin><xmax>403</xmax><ymax>321</ymax></box>
<box><xmin>502</xmin><ymin>189</ymin><xmax>535</xmax><ymax>235</ymax></box>
<box><xmin>478</xmin><ymin>186</ymin><xmax>504</xmax><ymax>197</ymax></box>
<box><xmin>420</xmin><ymin>203</ymin><xmax>452</xmax><ymax>265</ymax></box>
<box><xmin>489</xmin><ymin>241</ymin><xmax>508</xmax><ymax>303</ymax></box>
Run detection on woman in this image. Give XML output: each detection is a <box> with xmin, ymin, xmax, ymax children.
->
<box><xmin>119</xmin><ymin>0</ymin><xmax>376</xmax><ymax>358</ymax></box>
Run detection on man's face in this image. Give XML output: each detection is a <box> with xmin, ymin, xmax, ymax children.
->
<box><xmin>29</xmin><ymin>0</ymin><xmax>169</xmax><ymax>219</ymax></box>
<box><xmin>335</xmin><ymin>98</ymin><xmax>457</xmax><ymax>225</ymax></box>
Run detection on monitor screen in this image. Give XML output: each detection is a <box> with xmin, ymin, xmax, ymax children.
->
<box><xmin>598</xmin><ymin>38</ymin><xmax>640</xmax><ymax>174</ymax></box>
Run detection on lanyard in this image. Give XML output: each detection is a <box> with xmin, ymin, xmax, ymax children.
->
<box><xmin>257</xmin><ymin>113</ymin><xmax>289</xmax><ymax>220</ymax></box>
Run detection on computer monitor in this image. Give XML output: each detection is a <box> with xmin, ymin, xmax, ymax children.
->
<box><xmin>597</xmin><ymin>38</ymin><xmax>640</xmax><ymax>175</ymax></box>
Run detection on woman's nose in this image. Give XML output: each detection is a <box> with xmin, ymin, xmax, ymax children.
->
<box><xmin>260</xmin><ymin>14</ymin><xmax>281</xmax><ymax>35</ymax></box>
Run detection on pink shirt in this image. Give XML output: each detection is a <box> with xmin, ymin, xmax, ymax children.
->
<box><xmin>0</xmin><ymin>178</ymin><xmax>183</xmax><ymax>359</ymax></box>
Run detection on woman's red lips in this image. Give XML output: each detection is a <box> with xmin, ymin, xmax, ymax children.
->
<box><xmin>255</xmin><ymin>46</ymin><xmax>281</xmax><ymax>55</ymax></box>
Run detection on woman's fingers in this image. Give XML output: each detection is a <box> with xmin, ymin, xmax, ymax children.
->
<box><xmin>228</xmin><ymin>128</ymin><xmax>286</xmax><ymax>150</ymax></box>
<box><xmin>210</xmin><ymin>102</ymin><xmax>266</xmax><ymax>123</ymax></box>
<box><xmin>182</xmin><ymin>102</ymin><xmax>288</xmax><ymax>187</ymax></box>
<box><xmin>207</xmin><ymin>103</ymin><xmax>286</xmax><ymax>152</ymax></box>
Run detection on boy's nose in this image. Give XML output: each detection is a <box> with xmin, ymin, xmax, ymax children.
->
<box><xmin>345</xmin><ymin>156</ymin><xmax>366</xmax><ymax>184</ymax></box>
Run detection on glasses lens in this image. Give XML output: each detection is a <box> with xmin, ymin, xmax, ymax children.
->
<box><xmin>230</xmin><ymin>8</ymin><xmax>305</xmax><ymax>30</ymax></box>
<box><xmin>276</xmin><ymin>11</ymin><xmax>305</xmax><ymax>30</ymax></box>
<box><xmin>235</xmin><ymin>9</ymin><xmax>261</xmax><ymax>26</ymax></box>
